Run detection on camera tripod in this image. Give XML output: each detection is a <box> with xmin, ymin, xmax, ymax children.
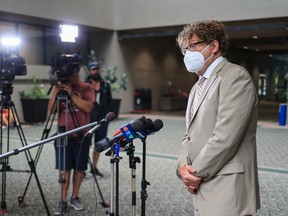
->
<box><xmin>0</xmin><ymin>92</ymin><xmax>50</xmax><ymax>215</ymax></box>
<box><xmin>20</xmin><ymin>88</ymin><xmax>108</xmax><ymax>215</ymax></box>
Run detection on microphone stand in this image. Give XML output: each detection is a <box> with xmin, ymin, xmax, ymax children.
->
<box><xmin>115</xmin><ymin>144</ymin><xmax>120</xmax><ymax>216</ymax></box>
<box><xmin>106</xmin><ymin>142</ymin><xmax>121</xmax><ymax>216</ymax></box>
<box><xmin>126</xmin><ymin>141</ymin><xmax>140</xmax><ymax>216</ymax></box>
<box><xmin>140</xmin><ymin>138</ymin><xmax>150</xmax><ymax>216</ymax></box>
<box><xmin>0</xmin><ymin>121</ymin><xmax>104</xmax><ymax>160</ymax></box>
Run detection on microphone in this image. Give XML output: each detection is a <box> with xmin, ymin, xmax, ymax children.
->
<box><xmin>86</xmin><ymin>112</ymin><xmax>116</xmax><ymax>135</ymax></box>
<box><xmin>95</xmin><ymin>119</ymin><xmax>144</xmax><ymax>152</ymax></box>
<box><xmin>111</xmin><ymin>116</ymin><xmax>148</xmax><ymax>140</ymax></box>
<box><xmin>136</xmin><ymin>119</ymin><xmax>164</xmax><ymax>139</ymax></box>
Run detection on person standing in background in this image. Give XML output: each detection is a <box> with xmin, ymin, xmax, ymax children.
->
<box><xmin>86</xmin><ymin>61</ymin><xmax>112</xmax><ymax>177</ymax></box>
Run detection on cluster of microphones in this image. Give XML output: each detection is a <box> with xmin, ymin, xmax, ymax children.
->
<box><xmin>86</xmin><ymin>112</ymin><xmax>163</xmax><ymax>153</ymax></box>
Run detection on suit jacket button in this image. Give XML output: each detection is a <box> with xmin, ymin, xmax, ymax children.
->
<box><xmin>188</xmin><ymin>137</ymin><xmax>191</xmax><ymax>141</ymax></box>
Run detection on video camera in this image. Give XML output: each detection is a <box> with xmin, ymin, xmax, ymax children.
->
<box><xmin>0</xmin><ymin>52</ymin><xmax>27</xmax><ymax>85</ymax></box>
<box><xmin>49</xmin><ymin>53</ymin><xmax>81</xmax><ymax>84</ymax></box>
<box><xmin>0</xmin><ymin>52</ymin><xmax>27</xmax><ymax>98</ymax></box>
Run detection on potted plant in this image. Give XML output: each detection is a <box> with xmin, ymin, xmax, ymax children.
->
<box><xmin>103</xmin><ymin>66</ymin><xmax>128</xmax><ymax>117</ymax></box>
<box><xmin>85</xmin><ymin>50</ymin><xmax>128</xmax><ymax>117</ymax></box>
<box><xmin>19</xmin><ymin>77</ymin><xmax>49</xmax><ymax>123</ymax></box>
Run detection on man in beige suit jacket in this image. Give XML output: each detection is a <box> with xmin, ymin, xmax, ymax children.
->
<box><xmin>177</xmin><ymin>20</ymin><xmax>260</xmax><ymax>216</ymax></box>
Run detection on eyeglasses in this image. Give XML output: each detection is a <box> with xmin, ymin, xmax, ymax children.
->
<box><xmin>181</xmin><ymin>41</ymin><xmax>204</xmax><ymax>55</ymax></box>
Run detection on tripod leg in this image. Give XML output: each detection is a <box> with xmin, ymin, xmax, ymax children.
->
<box><xmin>28</xmin><ymin>161</ymin><xmax>51</xmax><ymax>215</ymax></box>
<box><xmin>9</xmin><ymin>103</ymin><xmax>51</xmax><ymax>216</ymax></box>
<box><xmin>0</xmin><ymin>104</ymin><xmax>8</xmax><ymax>214</ymax></box>
<box><xmin>88</xmin><ymin>157</ymin><xmax>109</xmax><ymax>208</ymax></box>
<box><xmin>18</xmin><ymin>111</ymin><xmax>55</xmax><ymax>206</ymax></box>
<box><xmin>18</xmin><ymin>173</ymin><xmax>33</xmax><ymax>207</ymax></box>
<box><xmin>0</xmin><ymin>162</ymin><xmax>8</xmax><ymax>214</ymax></box>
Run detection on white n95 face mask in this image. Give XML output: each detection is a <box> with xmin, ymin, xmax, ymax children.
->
<box><xmin>183</xmin><ymin>50</ymin><xmax>205</xmax><ymax>73</ymax></box>
<box><xmin>183</xmin><ymin>44</ymin><xmax>213</xmax><ymax>73</ymax></box>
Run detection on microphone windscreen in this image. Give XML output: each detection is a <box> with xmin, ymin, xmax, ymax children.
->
<box><xmin>130</xmin><ymin>119</ymin><xmax>144</xmax><ymax>131</ymax></box>
<box><xmin>130</xmin><ymin>116</ymin><xmax>146</xmax><ymax>125</ymax></box>
<box><xmin>143</xmin><ymin>118</ymin><xmax>153</xmax><ymax>130</ymax></box>
<box><xmin>153</xmin><ymin>119</ymin><xmax>164</xmax><ymax>131</ymax></box>
<box><xmin>106</xmin><ymin>112</ymin><xmax>116</xmax><ymax>122</ymax></box>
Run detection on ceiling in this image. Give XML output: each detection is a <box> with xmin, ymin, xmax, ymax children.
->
<box><xmin>225</xmin><ymin>18</ymin><xmax>288</xmax><ymax>54</ymax></box>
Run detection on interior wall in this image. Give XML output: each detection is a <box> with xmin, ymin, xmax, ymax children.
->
<box><xmin>2</xmin><ymin>1</ymin><xmax>288</xmax><ymax>115</ymax></box>
<box><xmin>1</xmin><ymin>0</ymin><xmax>115</xmax><ymax>29</ymax></box>
<box><xmin>87</xmin><ymin>31</ymin><xmax>135</xmax><ymax>113</ymax></box>
<box><xmin>1</xmin><ymin>0</ymin><xmax>287</xmax><ymax>31</ymax></box>
<box><xmin>115</xmin><ymin>0</ymin><xmax>288</xmax><ymax>30</ymax></box>
<box><xmin>118</xmin><ymin>37</ymin><xmax>198</xmax><ymax>111</ymax></box>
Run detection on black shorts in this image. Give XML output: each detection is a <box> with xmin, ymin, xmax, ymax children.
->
<box><xmin>54</xmin><ymin>138</ymin><xmax>89</xmax><ymax>171</ymax></box>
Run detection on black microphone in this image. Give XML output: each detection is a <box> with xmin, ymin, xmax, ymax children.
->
<box><xmin>95</xmin><ymin>119</ymin><xmax>144</xmax><ymax>152</ymax></box>
<box><xmin>136</xmin><ymin>119</ymin><xmax>164</xmax><ymax>139</ymax></box>
<box><xmin>130</xmin><ymin>116</ymin><xmax>147</xmax><ymax>125</ymax></box>
<box><xmin>86</xmin><ymin>112</ymin><xmax>116</xmax><ymax>135</ymax></box>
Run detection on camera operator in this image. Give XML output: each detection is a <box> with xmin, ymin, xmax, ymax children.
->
<box><xmin>48</xmin><ymin>60</ymin><xmax>94</xmax><ymax>215</ymax></box>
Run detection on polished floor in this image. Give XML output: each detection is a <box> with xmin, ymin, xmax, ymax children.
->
<box><xmin>0</xmin><ymin>111</ymin><xmax>287</xmax><ymax>216</ymax></box>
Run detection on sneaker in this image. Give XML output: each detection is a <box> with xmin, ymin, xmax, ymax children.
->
<box><xmin>90</xmin><ymin>167</ymin><xmax>104</xmax><ymax>178</ymax></box>
<box><xmin>54</xmin><ymin>200</ymin><xmax>68</xmax><ymax>215</ymax></box>
<box><xmin>70</xmin><ymin>196</ymin><xmax>84</xmax><ymax>211</ymax></box>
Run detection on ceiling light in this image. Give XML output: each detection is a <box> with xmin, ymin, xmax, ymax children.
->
<box><xmin>252</xmin><ymin>35</ymin><xmax>258</xmax><ymax>39</ymax></box>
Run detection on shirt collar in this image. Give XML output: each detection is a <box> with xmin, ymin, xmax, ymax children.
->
<box><xmin>201</xmin><ymin>56</ymin><xmax>224</xmax><ymax>80</ymax></box>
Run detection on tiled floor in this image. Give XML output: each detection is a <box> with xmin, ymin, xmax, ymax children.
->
<box><xmin>0</xmin><ymin>112</ymin><xmax>287</xmax><ymax>215</ymax></box>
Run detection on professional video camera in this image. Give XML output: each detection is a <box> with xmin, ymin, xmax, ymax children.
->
<box><xmin>49</xmin><ymin>53</ymin><xmax>81</xmax><ymax>84</ymax></box>
<box><xmin>0</xmin><ymin>52</ymin><xmax>27</xmax><ymax>84</ymax></box>
<box><xmin>0</xmin><ymin>52</ymin><xmax>27</xmax><ymax>97</ymax></box>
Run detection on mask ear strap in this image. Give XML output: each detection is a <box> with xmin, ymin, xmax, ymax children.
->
<box><xmin>200</xmin><ymin>43</ymin><xmax>212</xmax><ymax>54</ymax></box>
<box><xmin>201</xmin><ymin>42</ymin><xmax>214</xmax><ymax>62</ymax></box>
<box><xmin>204</xmin><ymin>53</ymin><xmax>214</xmax><ymax>63</ymax></box>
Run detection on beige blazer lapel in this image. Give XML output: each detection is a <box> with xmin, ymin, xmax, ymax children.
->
<box><xmin>187</xmin><ymin>58</ymin><xmax>228</xmax><ymax>128</ymax></box>
<box><xmin>185</xmin><ymin>86</ymin><xmax>196</xmax><ymax>128</ymax></box>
